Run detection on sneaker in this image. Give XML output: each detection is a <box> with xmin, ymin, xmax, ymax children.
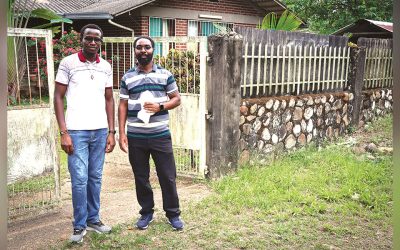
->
<box><xmin>87</xmin><ymin>220</ymin><xmax>112</xmax><ymax>234</ymax></box>
<box><xmin>136</xmin><ymin>213</ymin><xmax>154</xmax><ymax>230</ymax></box>
<box><xmin>70</xmin><ymin>228</ymin><xmax>86</xmax><ymax>243</ymax></box>
<box><xmin>168</xmin><ymin>216</ymin><xmax>184</xmax><ymax>230</ymax></box>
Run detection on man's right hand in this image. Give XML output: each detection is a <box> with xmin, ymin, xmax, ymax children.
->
<box><xmin>61</xmin><ymin>134</ymin><xmax>74</xmax><ymax>155</ymax></box>
<box><xmin>119</xmin><ymin>133</ymin><xmax>128</xmax><ymax>153</ymax></box>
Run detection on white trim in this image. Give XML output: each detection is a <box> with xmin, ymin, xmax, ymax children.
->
<box><xmin>128</xmin><ymin>120</ymin><xmax>169</xmax><ymax>128</ymax></box>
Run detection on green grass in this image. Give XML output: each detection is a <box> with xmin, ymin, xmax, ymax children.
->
<box><xmin>51</xmin><ymin>115</ymin><xmax>393</xmax><ymax>249</ymax></box>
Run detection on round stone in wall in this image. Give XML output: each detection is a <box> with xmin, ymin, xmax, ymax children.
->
<box><xmin>257</xmin><ymin>140</ymin><xmax>265</xmax><ymax>150</ymax></box>
<box><xmin>325</xmin><ymin>103</ymin><xmax>331</xmax><ymax>113</ymax></box>
<box><xmin>306</xmin><ymin>96</ymin><xmax>314</xmax><ymax>105</ymax></box>
<box><xmin>262</xmin><ymin>128</ymin><xmax>271</xmax><ymax>141</ymax></box>
<box><xmin>304</xmin><ymin>107</ymin><xmax>314</xmax><ymax>120</ymax></box>
<box><xmin>278</xmin><ymin>125</ymin><xmax>287</xmax><ymax>141</ymax></box>
<box><xmin>282</xmin><ymin>110</ymin><xmax>292</xmax><ymax>123</ymax></box>
<box><xmin>298</xmin><ymin>133</ymin><xmax>306</xmax><ymax>146</ymax></box>
<box><xmin>343</xmin><ymin>114</ymin><xmax>349</xmax><ymax>126</ymax></box>
<box><xmin>253</xmin><ymin>118</ymin><xmax>262</xmax><ymax>133</ymax></box>
<box><xmin>329</xmin><ymin>95</ymin><xmax>335</xmax><ymax>103</ymax></box>
<box><xmin>342</xmin><ymin>103</ymin><xmax>348</xmax><ymax>114</ymax></box>
<box><xmin>296</xmin><ymin>99</ymin><xmax>304</xmax><ymax>107</ymax></box>
<box><xmin>333</xmin><ymin>99</ymin><xmax>342</xmax><ymax>110</ymax></box>
<box><xmin>247</xmin><ymin>115</ymin><xmax>256</xmax><ymax>122</ymax></box>
<box><xmin>289</xmin><ymin>98</ymin><xmax>296</xmax><ymax>107</ymax></box>
<box><xmin>321</xmin><ymin>95</ymin><xmax>327</xmax><ymax>104</ymax></box>
<box><xmin>285</xmin><ymin>134</ymin><xmax>296</xmax><ymax>149</ymax></box>
<box><xmin>242</xmin><ymin>124</ymin><xmax>252</xmax><ymax>135</ymax></box>
<box><xmin>263</xmin><ymin>144</ymin><xmax>274</xmax><ymax>153</ymax></box>
<box><xmin>286</xmin><ymin>122</ymin><xmax>293</xmax><ymax>132</ymax></box>
<box><xmin>281</xmin><ymin>100</ymin><xmax>287</xmax><ymax>109</ymax></box>
<box><xmin>385</xmin><ymin>101</ymin><xmax>391</xmax><ymax>109</ymax></box>
<box><xmin>307</xmin><ymin>134</ymin><xmax>313</xmax><ymax>143</ymax></box>
<box><xmin>317</xmin><ymin>105</ymin><xmax>323</xmax><ymax>116</ymax></box>
<box><xmin>250</xmin><ymin>104</ymin><xmax>258</xmax><ymax>114</ymax></box>
<box><xmin>272</xmin><ymin>134</ymin><xmax>279</xmax><ymax>144</ymax></box>
<box><xmin>240</xmin><ymin>115</ymin><xmax>245</xmax><ymax>125</ymax></box>
<box><xmin>315</xmin><ymin>96</ymin><xmax>321</xmax><ymax>104</ymax></box>
<box><xmin>293</xmin><ymin>107</ymin><xmax>303</xmax><ymax>121</ymax></box>
<box><xmin>263</xmin><ymin>117</ymin><xmax>271</xmax><ymax>126</ymax></box>
<box><xmin>258</xmin><ymin>106</ymin><xmax>266</xmax><ymax>116</ymax></box>
<box><xmin>240</xmin><ymin>105</ymin><xmax>248</xmax><ymax>115</ymax></box>
<box><xmin>301</xmin><ymin>119</ymin><xmax>307</xmax><ymax>132</ymax></box>
<box><xmin>293</xmin><ymin>124</ymin><xmax>301</xmax><ymax>136</ymax></box>
<box><xmin>273</xmin><ymin>100</ymin><xmax>280</xmax><ymax>111</ymax></box>
<box><xmin>265</xmin><ymin>99</ymin><xmax>274</xmax><ymax>109</ymax></box>
<box><xmin>272</xmin><ymin>115</ymin><xmax>281</xmax><ymax>128</ymax></box>
<box><xmin>307</xmin><ymin>119</ymin><xmax>313</xmax><ymax>133</ymax></box>
<box><xmin>336</xmin><ymin>112</ymin><xmax>342</xmax><ymax>124</ymax></box>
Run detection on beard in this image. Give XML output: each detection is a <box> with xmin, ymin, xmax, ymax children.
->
<box><xmin>136</xmin><ymin>53</ymin><xmax>153</xmax><ymax>66</ymax></box>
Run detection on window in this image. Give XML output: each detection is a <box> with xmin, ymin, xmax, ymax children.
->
<box><xmin>149</xmin><ymin>17</ymin><xmax>176</xmax><ymax>56</ymax></box>
<box><xmin>188</xmin><ymin>20</ymin><xmax>233</xmax><ymax>37</ymax></box>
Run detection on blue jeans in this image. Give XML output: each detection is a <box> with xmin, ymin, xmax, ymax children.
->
<box><xmin>68</xmin><ymin>128</ymin><xmax>107</xmax><ymax>229</ymax></box>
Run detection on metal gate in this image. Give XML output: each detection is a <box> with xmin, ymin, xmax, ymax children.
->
<box><xmin>102</xmin><ymin>36</ymin><xmax>208</xmax><ymax>178</ymax></box>
<box><xmin>7</xmin><ymin>28</ymin><xmax>60</xmax><ymax>221</ymax></box>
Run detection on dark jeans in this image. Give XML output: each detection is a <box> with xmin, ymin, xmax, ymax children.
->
<box><xmin>128</xmin><ymin>136</ymin><xmax>181</xmax><ymax>219</ymax></box>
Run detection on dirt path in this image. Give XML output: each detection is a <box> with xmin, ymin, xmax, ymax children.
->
<box><xmin>7</xmin><ymin>163</ymin><xmax>212</xmax><ymax>250</ymax></box>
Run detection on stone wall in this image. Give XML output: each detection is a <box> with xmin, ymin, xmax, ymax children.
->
<box><xmin>239</xmin><ymin>88</ymin><xmax>392</xmax><ymax>157</ymax></box>
<box><xmin>359</xmin><ymin>89</ymin><xmax>393</xmax><ymax>127</ymax></box>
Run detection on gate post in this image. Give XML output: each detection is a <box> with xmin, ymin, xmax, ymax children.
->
<box><xmin>206</xmin><ymin>33</ymin><xmax>243</xmax><ymax>179</ymax></box>
<box><xmin>348</xmin><ymin>46</ymin><xmax>366</xmax><ymax>127</ymax></box>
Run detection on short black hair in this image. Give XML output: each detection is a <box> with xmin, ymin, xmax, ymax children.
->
<box><xmin>133</xmin><ymin>36</ymin><xmax>155</xmax><ymax>49</ymax></box>
<box><xmin>80</xmin><ymin>24</ymin><xmax>103</xmax><ymax>41</ymax></box>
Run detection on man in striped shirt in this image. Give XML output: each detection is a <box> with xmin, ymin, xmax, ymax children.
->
<box><xmin>118</xmin><ymin>36</ymin><xmax>184</xmax><ymax>230</ymax></box>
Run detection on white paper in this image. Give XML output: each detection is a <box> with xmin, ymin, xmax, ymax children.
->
<box><xmin>137</xmin><ymin>90</ymin><xmax>155</xmax><ymax>124</ymax></box>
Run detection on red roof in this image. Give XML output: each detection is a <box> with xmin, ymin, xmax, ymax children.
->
<box><xmin>366</xmin><ymin>19</ymin><xmax>393</xmax><ymax>32</ymax></box>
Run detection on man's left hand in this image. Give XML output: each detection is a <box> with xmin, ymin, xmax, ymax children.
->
<box><xmin>106</xmin><ymin>134</ymin><xmax>116</xmax><ymax>153</ymax></box>
<box><xmin>143</xmin><ymin>102</ymin><xmax>160</xmax><ymax>113</ymax></box>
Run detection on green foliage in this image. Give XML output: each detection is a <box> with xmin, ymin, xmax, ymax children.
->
<box><xmin>258</xmin><ymin>10</ymin><xmax>302</xmax><ymax>31</ymax></box>
<box><xmin>154</xmin><ymin>49</ymin><xmax>200</xmax><ymax>94</ymax></box>
<box><xmin>284</xmin><ymin>0</ymin><xmax>393</xmax><ymax>34</ymax></box>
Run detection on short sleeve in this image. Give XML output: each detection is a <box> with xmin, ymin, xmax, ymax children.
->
<box><xmin>105</xmin><ymin>64</ymin><xmax>113</xmax><ymax>88</ymax></box>
<box><xmin>55</xmin><ymin>58</ymin><xmax>70</xmax><ymax>85</ymax></box>
<box><xmin>119</xmin><ymin>76</ymin><xmax>129</xmax><ymax>100</ymax></box>
<box><xmin>165</xmin><ymin>72</ymin><xmax>178</xmax><ymax>94</ymax></box>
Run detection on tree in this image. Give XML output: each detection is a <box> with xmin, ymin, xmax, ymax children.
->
<box><xmin>284</xmin><ymin>0</ymin><xmax>393</xmax><ymax>34</ymax></box>
<box><xmin>257</xmin><ymin>10</ymin><xmax>303</xmax><ymax>31</ymax></box>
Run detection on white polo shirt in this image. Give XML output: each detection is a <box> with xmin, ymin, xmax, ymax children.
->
<box><xmin>55</xmin><ymin>51</ymin><xmax>113</xmax><ymax>130</ymax></box>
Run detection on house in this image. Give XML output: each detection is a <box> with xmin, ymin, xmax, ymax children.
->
<box><xmin>26</xmin><ymin>0</ymin><xmax>288</xmax><ymax>38</ymax></box>
<box><xmin>332</xmin><ymin>19</ymin><xmax>393</xmax><ymax>43</ymax></box>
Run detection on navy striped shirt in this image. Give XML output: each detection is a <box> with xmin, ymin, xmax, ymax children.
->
<box><xmin>120</xmin><ymin>64</ymin><xmax>178</xmax><ymax>139</ymax></box>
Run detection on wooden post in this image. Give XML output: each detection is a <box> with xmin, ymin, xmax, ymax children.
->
<box><xmin>349</xmin><ymin>46</ymin><xmax>366</xmax><ymax>127</ymax></box>
<box><xmin>205</xmin><ymin>33</ymin><xmax>243</xmax><ymax>179</ymax></box>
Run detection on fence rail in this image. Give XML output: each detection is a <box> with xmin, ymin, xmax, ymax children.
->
<box><xmin>360</xmin><ymin>38</ymin><xmax>393</xmax><ymax>89</ymax></box>
<box><xmin>242</xmin><ymin>42</ymin><xmax>350</xmax><ymax>97</ymax></box>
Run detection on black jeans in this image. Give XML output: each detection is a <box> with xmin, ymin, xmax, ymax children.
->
<box><xmin>128</xmin><ymin>136</ymin><xmax>181</xmax><ymax>219</ymax></box>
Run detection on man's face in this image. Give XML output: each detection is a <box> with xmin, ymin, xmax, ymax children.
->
<box><xmin>81</xmin><ymin>28</ymin><xmax>102</xmax><ymax>55</ymax></box>
<box><xmin>135</xmin><ymin>38</ymin><xmax>154</xmax><ymax>66</ymax></box>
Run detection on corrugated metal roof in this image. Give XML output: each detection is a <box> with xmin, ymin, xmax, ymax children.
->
<box><xmin>366</xmin><ymin>19</ymin><xmax>393</xmax><ymax>32</ymax></box>
<box><xmin>76</xmin><ymin>0</ymin><xmax>155</xmax><ymax>16</ymax></box>
<box><xmin>15</xmin><ymin>0</ymin><xmax>100</xmax><ymax>14</ymax></box>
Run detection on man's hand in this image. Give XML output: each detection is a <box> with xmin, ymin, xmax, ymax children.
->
<box><xmin>61</xmin><ymin>134</ymin><xmax>74</xmax><ymax>155</ymax></box>
<box><xmin>143</xmin><ymin>102</ymin><xmax>160</xmax><ymax>113</ymax></box>
<box><xmin>119</xmin><ymin>133</ymin><xmax>128</xmax><ymax>153</ymax></box>
<box><xmin>106</xmin><ymin>134</ymin><xmax>116</xmax><ymax>153</ymax></box>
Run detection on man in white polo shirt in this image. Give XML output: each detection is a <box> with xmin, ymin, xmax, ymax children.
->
<box><xmin>54</xmin><ymin>24</ymin><xmax>115</xmax><ymax>243</ymax></box>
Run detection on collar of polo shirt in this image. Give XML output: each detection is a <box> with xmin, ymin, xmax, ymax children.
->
<box><xmin>78</xmin><ymin>50</ymin><xmax>100</xmax><ymax>63</ymax></box>
<box><xmin>135</xmin><ymin>63</ymin><xmax>157</xmax><ymax>73</ymax></box>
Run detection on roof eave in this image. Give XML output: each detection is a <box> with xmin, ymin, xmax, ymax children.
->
<box><xmin>62</xmin><ymin>12</ymin><xmax>113</xmax><ymax>20</ymax></box>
